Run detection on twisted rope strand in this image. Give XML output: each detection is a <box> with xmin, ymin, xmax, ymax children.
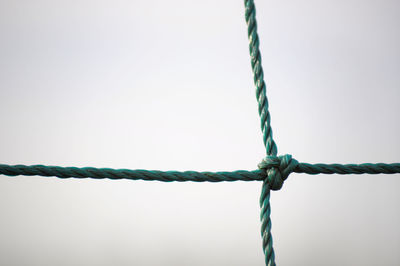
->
<box><xmin>0</xmin><ymin>164</ymin><xmax>263</xmax><ymax>182</ymax></box>
<box><xmin>245</xmin><ymin>0</ymin><xmax>277</xmax><ymax>156</ymax></box>
<box><xmin>1</xmin><ymin>160</ymin><xmax>398</xmax><ymax>182</ymax></box>
<box><xmin>245</xmin><ymin>0</ymin><xmax>278</xmax><ymax>264</ymax></box>
<box><xmin>296</xmin><ymin>162</ymin><xmax>400</xmax><ymax>175</ymax></box>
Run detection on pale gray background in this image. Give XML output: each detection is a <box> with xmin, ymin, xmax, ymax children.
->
<box><xmin>0</xmin><ymin>0</ymin><xmax>399</xmax><ymax>265</ymax></box>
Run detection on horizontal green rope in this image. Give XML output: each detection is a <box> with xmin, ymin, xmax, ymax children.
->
<box><xmin>0</xmin><ymin>164</ymin><xmax>263</xmax><ymax>182</ymax></box>
<box><xmin>0</xmin><ymin>157</ymin><xmax>399</xmax><ymax>183</ymax></box>
<box><xmin>295</xmin><ymin>162</ymin><xmax>400</xmax><ymax>175</ymax></box>
<box><xmin>258</xmin><ymin>154</ymin><xmax>400</xmax><ymax>190</ymax></box>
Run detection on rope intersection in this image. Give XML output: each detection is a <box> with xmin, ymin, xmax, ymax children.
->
<box><xmin>0</xmin><ymin>0</ymin><xmax>399</xmax><ymax>265</ymax></box>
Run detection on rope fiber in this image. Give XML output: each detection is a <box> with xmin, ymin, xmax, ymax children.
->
<box><xmin>0</xmin><ymin>0</ymin><xmax>399</xmax><ymax>265</ymax></box>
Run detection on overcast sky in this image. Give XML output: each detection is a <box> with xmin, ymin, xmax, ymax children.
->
<box><xmin>0</xmin><ymin>0</ymin><xmax>399</xmax><ymax>265</ymax></box>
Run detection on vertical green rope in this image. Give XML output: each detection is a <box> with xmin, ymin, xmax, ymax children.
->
<box><xmin>244</xmin><ymin>0</ymin><xmax>278</xmax><ymax>265</ymax></box>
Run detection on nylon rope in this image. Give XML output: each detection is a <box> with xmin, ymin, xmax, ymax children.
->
<box><xmin>244</xmin><ymin>0</ymin><xmax>278</xmax><ymax>264</ymax></box>
<box><xmin>0</xmin><ymin>1</ymin><xmax>399</xmax><ymax>264</ymax></box>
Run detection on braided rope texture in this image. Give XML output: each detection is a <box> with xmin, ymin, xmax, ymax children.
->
<box><xmin>244</xmin><ymin>0</ymin><xmax>278</xmax><ymax>264</ymax></box>
<box><xmin>0</xmin><ymin>164</ymin><xmax>263</xmax><ymax>182</ymax></box>
<box><xmin>1</xmin><ymin>159</ymin><xmax>399</xmax><ymax>182</ymax></box>
<box><xmin>0</xmin><ymin>0</ymin><xmax>399</xmax><ymax>265</ymax></box>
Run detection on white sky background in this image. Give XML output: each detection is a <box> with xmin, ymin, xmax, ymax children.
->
<box><xmin>0</xmin><ymin>0</ymin><xmax>399</xmax><ymax>265</ymax></box>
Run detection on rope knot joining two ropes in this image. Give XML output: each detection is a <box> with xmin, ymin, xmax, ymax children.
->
<box><xmin>258</xmin><ymin>154</ymin><xmax>299</xmax><ymax>190</ymax></box>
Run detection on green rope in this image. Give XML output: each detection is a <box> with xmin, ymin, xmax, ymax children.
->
<box><xmin>0</xmin><ymin>164</ymin><xmax>263</xmax><ymax>182</ymax></box>
<box><xmin>1</xmin><ymin>158</ymin><xmax>399</xmax><ymax>182</ymax></box>
<box><xmin>244</xmin><ymin>0</ymin><xmax>278</xmax><ymax>264</ymax></box>
<box><xmin>0</xmin><ymin>0</ymin><xmax>398</xmax><ymax>265</ymax></box>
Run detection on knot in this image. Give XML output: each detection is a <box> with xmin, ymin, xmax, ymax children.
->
<box><xmin>258</xmin><ymin>154</ymin><xmax>299</xmax><ymax>190</ymax></box>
